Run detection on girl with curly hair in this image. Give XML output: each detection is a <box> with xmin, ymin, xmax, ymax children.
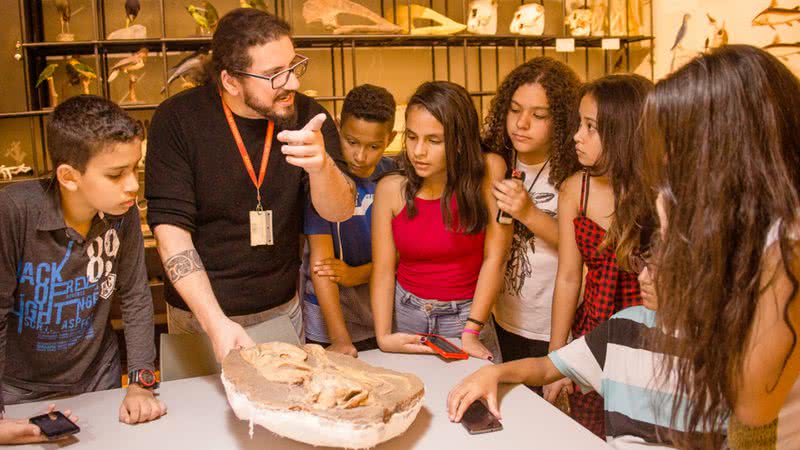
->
<box><xmin>644</xmin><ymin>45</ymin><xmax>800</xmax><ymax>449</ymax></box>
<box><xmin>546</xmin><ymin>74</ymin><xmax>652</xmax><ymax>438</ymax></box>
<box><xmin>485</xmin><ymin>57</ymin><xmax>581</xmax><ymax>391</ymax></box>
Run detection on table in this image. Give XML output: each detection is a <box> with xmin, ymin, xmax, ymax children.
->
<box><xmin>6</xmin><ymin>350</ymin><xmax>610</xmax><ymax>449</ymax></box>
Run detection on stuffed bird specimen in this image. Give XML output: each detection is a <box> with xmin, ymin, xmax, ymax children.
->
<box><xmin>67</xmin><ymin>58</ymin><xmax>98</xmax><ymax>94</ymax></box>
<box><xmin>186</xmin><ymin>2</ymin><xmax>220</xmax><ymax>33</ymax></box>
<box><xmin>108</xmin><ymin>48</ymin><xmax>148</xmax><ymax>83</ymax></box>
<box><xmin>36</xmin><ymin>63</ymin><xmax>59</xmax><ymax>88</ymax></box>
<box><xmin>125</xmin><ymin>0</ymin><xmax>141</xmax><ymax>27</ymax></box>
<box><xmin>240</xmin><ymin>0</ymin><xmax>268</xmax><ymax>11</ymax></box>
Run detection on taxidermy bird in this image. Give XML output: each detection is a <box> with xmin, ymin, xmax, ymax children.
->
<box><xmin>669</xmin><ymin>13</ymin><xmax>690</xmax><ymax>71</ymax></box>
<box><xmin>704</xmin><ymin>13</ymin><xmax>728</xmax><ymax>51</ymax></box>
<box><xmin>240</xmin><ymin>0</ymin><xmax>268</xmax><ymax>11</ymax></box>
<box><xmin>125</xmin><ymin>0</ymin><xmax>141</xmax><ymax>27</ymax></box>
<box><xmin>35</xmin><ymin>63</ymin><xmax>59</xmax><ymax>88</ymax></box>
<box><xmin>55</xmin><ymin>0</ymin><xmax>71</xmax><ymax>34</ymax></box>
<box><xmin>186</xmin><ymin>2</ymin><xmax>220</xmax><ymax>34</ymax></box>
<box><xmin>670</xmin><ymin>13</ymin><xmax>690</xmax><ymax>51</ymax></box>
<box><xmin>108</xmin><ymin>48</ymin><xmax>148</xmax><ymax>83</ymax></box>
<box><xmin>162</xmin><ymin>50</ymin><xmax>209</xmax><ymax>93</ymax></box>
<box><xmin>66</xmin><ymin>58</ymin><xmax>98</xmax><ymax>94</ymax></box>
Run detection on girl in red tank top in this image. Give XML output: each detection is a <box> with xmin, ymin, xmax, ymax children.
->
<box><xmin>370</xmin><ymin>81</ymin><xmax>512</xmax><ymax>360</ymax></box>
<box><xmin>546</xmin><ymin>75</ymin><xmax>654</xmax><ymax>438</ymax></box>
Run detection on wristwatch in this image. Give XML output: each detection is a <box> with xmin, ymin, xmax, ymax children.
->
<box><xmin>128</xmin><ymin>368</ymin><xmax>158</xmax><ymax>389</ymax></box>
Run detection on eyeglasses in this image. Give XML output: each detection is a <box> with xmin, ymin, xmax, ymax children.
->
<box><xmin>233</xmin><ymin>55</ymin><xmax>309</xmax><ymax>89</ymax></box>
<box><xmin>629</xmin><ymin>249</ymin><xmax>652</xmax><ymax>275</ymax></box>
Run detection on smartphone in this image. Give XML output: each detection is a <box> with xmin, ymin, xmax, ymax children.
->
<box><xmin>29</xmin><ymin>411</ymin><xmax>80</xmax><ymax>440</ymax></box>
<box><xmin>496</xmin><ymin>169</ymin><xmax>526</xmax><ymax>224</ymax></box>
<box><xmin>418</xmin><ymin>333</ymin><xmax>469</xmax><ymax>360</ymax></box>
<box><xmin>461</xmin><ymin>400</ymin><xmax>503</xmax><ymax>435</ymax></box>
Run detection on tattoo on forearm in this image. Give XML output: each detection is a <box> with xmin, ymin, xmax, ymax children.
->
<box><xmin>164</xmin><ymin>249</ymin><xmax>205</xmax><ymax>284</ymax></box>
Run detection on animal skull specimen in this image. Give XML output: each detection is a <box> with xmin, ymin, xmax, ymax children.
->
<box><xmin>509</xmin><ymin>3</ymin><xmax>545</xmax><ymax>36</ymax></box>
<box><xmin>467</xmin><ymin>0</ymin><xmax>497</xmax><ymax>35</ymax></box>
<box><xmin>396</xmin><ymin>4</ymin><xmax>467</xmax><ymax>35</ymax></box>
<box><xmin>302</xmin><ymin>0</ymin><xmax>403</xmax><ymax>34</ymax></box>
<box><xmin>565</xmin><ymin>8</ymin><xmax>592</xmax><ymax>36</ymax></box>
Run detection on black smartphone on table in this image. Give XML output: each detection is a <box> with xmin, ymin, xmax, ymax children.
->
<box><xmin>29</xmin><ymin>411</ymin><xmax>80</xmax><ymax>440</ymax></box>
<box><xmin>461</xmin><ymin>400</ymin><xmax>503</xmax><ymax>435</ymax></box>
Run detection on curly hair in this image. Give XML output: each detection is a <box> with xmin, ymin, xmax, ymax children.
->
<box><xmin>341</xmin><ymin>84</ymin><xmax>396</xmax><ymax>125</ymax></box>
<box><xmin>210</xmin><ymin>8</ymin><xmax>291</xmax><ymax>88</ymax></box>
<box><xmin>483</xmin><ymin>57</ymin><xmax>581</xmax><ymax>188</ymax></box>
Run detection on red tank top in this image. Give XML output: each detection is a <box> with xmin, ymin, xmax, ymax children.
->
<box><xmin>391</xmin><ymin>196</ymin><xmax>486</xmax><ymax>300</ymax></box>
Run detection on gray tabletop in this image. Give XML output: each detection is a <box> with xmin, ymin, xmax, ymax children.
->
<box><xmin>6</xmin><ymin>350</ymin><xmax>610</xmax><ymax>449</ymax></box>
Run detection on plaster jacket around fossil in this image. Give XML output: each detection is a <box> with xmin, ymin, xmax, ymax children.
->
<box><xmin>221</xmin><ymin>342</ymin><xmax>425</xmax><ymax>448</ymax></box>
<box><xmin>467</xmin><ymin>0</ymin><xmax>498</xmax><ymax>35</ymax></box>
<box><xmin>510</xmin><ymin>3</ymin><xmax>545</xmax><ymax>36</ymax></box>
<box><xmin>303</xmin><ymin>0</ymin><xmax>403</xmax><ymax>34</ymax></box>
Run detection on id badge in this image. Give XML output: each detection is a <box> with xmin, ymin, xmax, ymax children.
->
<box><xmin>249</xmin><ymin>210</ymin><xmax>274</xmax><ymax>246</ymax></box>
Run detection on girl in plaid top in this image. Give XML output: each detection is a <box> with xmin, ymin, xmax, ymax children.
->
<box><xmin>545</xmin><ymin>74</ymin><xmax>653</xmax><ymax>439</ymax></box>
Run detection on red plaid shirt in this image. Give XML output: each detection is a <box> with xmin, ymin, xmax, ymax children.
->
<box><xmin>571</xmin><ymin>171</ymin><xmax>642</xmax><ymax>339</ymax></box>
<box><xmin>567</xmin><ymin>171</ymin><xmax>642</xmax><ymax>439</ymax></box>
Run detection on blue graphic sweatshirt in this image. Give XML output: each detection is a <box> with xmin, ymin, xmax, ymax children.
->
<box><xmin>0</xmin><ymin>180</ymin><xmax>156</xmax><ymax>409</ymax></box>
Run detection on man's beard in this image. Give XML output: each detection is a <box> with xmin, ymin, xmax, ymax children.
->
<box><xmin>243</xmin><ymin>88</ymin><xmax>298</xmax><ymax>129</ymax></box>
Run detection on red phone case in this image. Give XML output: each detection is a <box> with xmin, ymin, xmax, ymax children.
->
<box><xmin>418</xmin><ymin>333</ymin><xmax>469</xmax><ymax>360</ymax></box>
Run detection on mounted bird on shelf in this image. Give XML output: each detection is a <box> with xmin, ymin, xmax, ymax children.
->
<box><xmin>108</xmin><ymin>0</ymin><xmax>147</xmax><ymax>38</ymax></box>
<box><xmin>669</xmin><ymin>13</ymin><xmax>691</xmax><ymax>71</ymax></box>
<box><xmin>108</xmin><ymin>48</ymin><xmax>148</xmax><ymax>104</ymax></box>
<box><xmin>66</xmin><ymin>58</ymin><xmax>98</xmax><ymax>95</ymax></box>
<box><xmin>162</xmin><ymin>50</ymin><xmax>210</xmax><ymax>94</ymax></box>
<box><xmin>240</xmin><ymin>0</ymin><xmax>268</xmax><ymax>11</ymax></box>
<box><xmin>55</xmin><ymin>0</ymin><xmax>74</xmax><ymax>41</ymax></box>
<box><xmin>36</xmin><ymin>63</ymin><xmax>60</xmax><ymax>108</ymax></box>
<box><xmin>125</xmin><ymin>0</ymin><xmax>140</xmax><ymax>27</ymax></box>
<box><xmin>186</xmin><ymin>2</ymin><xmax>220</xmax><ymax>35</ymax></box>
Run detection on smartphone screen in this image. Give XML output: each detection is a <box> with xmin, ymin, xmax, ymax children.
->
<box><xmin>29</xmin><ymin>411</ymin><xmax>80</xmax><ymax>440</ymax></box>
<box><xmin>425</xmin><ymin>335</ymin><xmax>464</xmax><ymax>355</ymax></box>
<box><xmin>461</xmin><ymin>400</ymin><xmax>503</xmax><ymax>435</ymax></box>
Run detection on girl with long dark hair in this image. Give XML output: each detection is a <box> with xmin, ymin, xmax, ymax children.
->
<box><xmin>643</xmin><ymin>45</ymin><xmax>800</xmax><ymax>449</ymax></box>
<box><xmin>546</xmin><ymin>74</ymin><xmax>653</xmax><ymax>438</ymax></box>
<box><xmin>370</xmin><ymin>81</ymin><xmax>511</xmax><ymax>360</ymax></box>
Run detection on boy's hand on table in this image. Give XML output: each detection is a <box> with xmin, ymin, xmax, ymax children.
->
<box><xmin>447</xmin><ymin>365</ymin><xmax>502</xmax><ymax>422</ymax></box>
<box><xmin>120</xmin><ymin>384</ymin><xmax>167</xmax><ymax>424</ymax></box>
<box><xmin>0</xmin><ymin>404</ymin><xmax>78</xmax><ymax>444</ymax></box>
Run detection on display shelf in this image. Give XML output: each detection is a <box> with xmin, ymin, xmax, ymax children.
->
<box><xmin>20</xmin><ymin>34</ymin><xmax>654</xmax><ymax>55</ymax></box>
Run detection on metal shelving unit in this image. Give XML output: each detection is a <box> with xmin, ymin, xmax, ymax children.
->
<box><xmin>3</xmin><ymin>0</ymin><xmax>654</xmax><ymax>177</ymax></box>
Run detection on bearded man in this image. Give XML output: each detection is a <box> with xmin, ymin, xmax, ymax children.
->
<box><xmin>146</xmin><ymin>8</ymin><xmax>355</xmax><ymax>362</ymax></box>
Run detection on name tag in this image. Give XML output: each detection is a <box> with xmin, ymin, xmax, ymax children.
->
<box><xmin>250</xmin><ymin>210</ymin><xmax>274</xmax><ymax>246</ymax></box>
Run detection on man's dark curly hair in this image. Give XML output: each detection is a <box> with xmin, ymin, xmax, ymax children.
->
<box><xmin>483</xmin><ymin>57</ymin><xmax>582</xmax><ymax>188</ymax></box>
<box><xmin>210</xmin><ymin>8</ymin><xmax>291</xmax><ymax>88</ymax></box>
<box><xmin>341</xmin><ymin>84</ymin><xmax>396</xmax><ymax>126</ymax></box>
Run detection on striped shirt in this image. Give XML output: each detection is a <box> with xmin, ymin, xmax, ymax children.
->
<box><xmin>549</xmin><ymin>306</ymin><xmax>697</xmax><ymax>449</ymax></box>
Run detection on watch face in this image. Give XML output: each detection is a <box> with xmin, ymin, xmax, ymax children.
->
<box><xmin>139</xmin><ymin>370</ymin><xmax>156</xmax><ymax>386</ymax></box>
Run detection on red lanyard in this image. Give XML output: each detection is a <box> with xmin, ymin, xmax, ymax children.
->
<box><xmin>220</xmin><ymin>94</ymin><xmax>274</xmax><ymax>210</ymax></box>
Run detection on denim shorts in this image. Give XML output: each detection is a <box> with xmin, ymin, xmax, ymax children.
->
<box><xmin>393</xmin><ymin>282</ymin><xmax>502</xmax><ymax>362</ymax></box>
